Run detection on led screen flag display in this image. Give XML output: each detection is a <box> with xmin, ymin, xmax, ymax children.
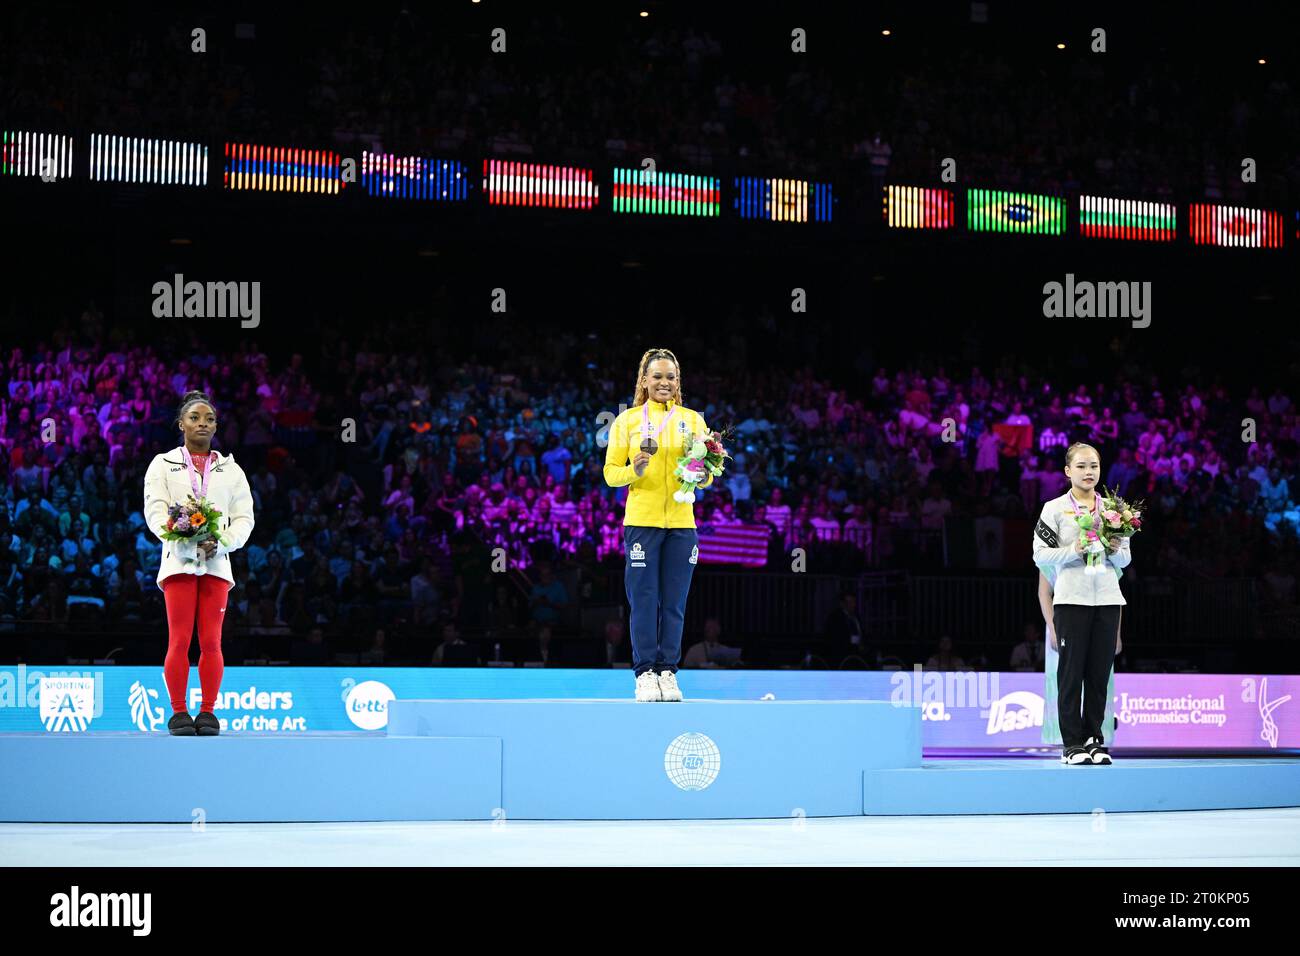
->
<box><xmin>1079</xmin><ymin>195</ymin><xmax>1176</xmax><ymax>241</ymax></box>
<box><xmin>224</xmin><ymin>142</ymin><xmax>343</xmax><ymax>193</ymax></box>
<box><xmin>884</xmin><ymin>185</ymin><xmax>954</xmax><ymax>229</ymax></box>
<box><xmin>611</xmin><ymin>168</ymin><xmax>720</xmax><ymax>216</ymax></box>
<box><xmin>1</xmin><ymin>130</ymin><xmax>73</xmax><ymax>180</ymax></box>
<box><xmin>966</xmin><ymin>188</ymin><xmax>1066</xmax><ymax>235</ymax></box>
<box><xmin>734</xmin><ymin>177</ymin><xmax>835</xmax><ymax>222</ymax></box>
<box><xmin>1188</xmin><ymin>203</ymin><xmax>1284</xmax><ymax>248</ymax></box>
<box><xmin>361</xmin><ymin>152</ymin><xmax>469</xmax><ymax>201</ymax></box>
<box><xmin>90</xmin><ymin>135</ymin><xmax>208</xmax><ymax>185</ymax></box>
<box><xmin>483</xmin><ymin>159</ymin><xmax>598</xmax><ymax>209</ymax></box>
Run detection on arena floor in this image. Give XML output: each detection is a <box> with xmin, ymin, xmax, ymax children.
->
<box><xmin>4</xmin><ymin>808</ymin><xmax>1298</xmax><ymax>866</ymax></box>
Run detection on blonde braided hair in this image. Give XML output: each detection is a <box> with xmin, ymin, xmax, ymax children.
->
<box><xmin>633</xmin><ymin>348</ymin><xmax>684</xmax><ymax>408</ymax></box>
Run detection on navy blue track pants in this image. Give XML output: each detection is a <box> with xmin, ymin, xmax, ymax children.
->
<box><xmin>623</xmin><ymin>525</ymin><xmax>699</xmax><ymax>676</ymax></box>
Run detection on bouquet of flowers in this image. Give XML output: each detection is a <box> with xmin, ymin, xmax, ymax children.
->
<box><xmin>1073</xmin><ymin>487</ymin><xmax>1144</xmax><ymax>576</ymax></box>
<box><xmin>672</xmin><ymin>426</ymin><xmax>734</xmax><ymax>503</ymax></box>
<box><xmin>160</xmin><ymin>495</ymin><xmax>228</xmax><ymax>547</ymax></box>
<box><xmin>1098</xmin><ymin>487</ymin><xmax>1144</xmax><ymax>543</ymax></box>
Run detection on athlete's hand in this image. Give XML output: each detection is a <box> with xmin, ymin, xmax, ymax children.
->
<box><xmin>199</xmin><ymin>539</ymin><xmax>218</xmax><ymax>559</ymax></box>
<box><xmin>1047</xmin><ymin>628</ymin><xmax>1058</xmax><ymax>652</ymax></box>
<box><xmin>632</xmin><ymin>452</ymin><xmax>651</xmax><ymax>478</ymax></box>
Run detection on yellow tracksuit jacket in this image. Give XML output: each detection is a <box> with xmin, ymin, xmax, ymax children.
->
<box><xmin>603</xmin><ymin>399</ymin><xmax>714</xmax><ymax>528</ymax></box>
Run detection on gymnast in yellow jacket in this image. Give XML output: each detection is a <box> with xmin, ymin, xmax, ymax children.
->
<box><xmin>603</xmin><ymin>348</ymin><xmax>715</xmax><ymax>701</ymax></box>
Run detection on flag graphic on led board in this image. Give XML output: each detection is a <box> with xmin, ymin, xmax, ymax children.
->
<box><xmin>611</xmin><ymin>168</ymin><xmax>719</xmax><ymax>216</ymax></box>
<box><xmin>90</xmin><ymin>135</ymin><xmax>208</xmax><ymax>185</ymax></box>
<box><xmin>697</xmin><ymin>524</ymin><xmax>770</xmax><ymax>568</ymax></box>
<box><xmin>483</xmin><ymin>160</ymin><xmax>598</xmax><ymax>209</ymax></box>
<box><xmin>734</xmin><ymin>177</ymin><xmax>835</xmax><ymax>222</ymax></box>
<box><xmin>224</xmin><ymin>143</ymin><xmax>343</xmax><ymax>193</ymax></box>
<box><xmin>1</xmin><ymin>130</ymin><xmax>73</xmax><ymax>180</ymax></box>
<box><xmin>1079</xmin><ymin>195</ymin><xmax>1176</xmax><ymax>241</ymax></box>
<box><xmin>966</xmin><ymin>189</ymin><xmax>1066</xmax><ymax>235</ymax></box>
<box><xmin>884</xmin><ymin>185</ymin><xmax>954</xmax><ymax>229</ymax></box>
<box><xmin>360</xmin><ymin>152</ymin><xmax>469</xmax><ymax>201</ymax></box>
<box><xmin>1188</xmin><ymin>204</ymin><xmax>1284</xmax><ymax>248</ymax></box>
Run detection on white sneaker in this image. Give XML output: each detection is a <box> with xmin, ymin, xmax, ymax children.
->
<box><xmin>635</xmin><ymin>671</ymin><xmax>663</xmax><ymax>702</ymax></box>
<box><xmin>1085</xmin><ymin>736</ymin><xmax>1113</xmax><ymax>765</ymax></box>
<box><xmin>657</xmin><ymin>670</ymin><xmax>683</xmax><ymax>702</ymax></box>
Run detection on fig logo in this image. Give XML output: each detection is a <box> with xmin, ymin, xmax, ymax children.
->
<box><xmin>345</xmin><ymin>680</ymin><xmax>395</xmax><ymax>730</ymax></box>
<box><xmin>664</xmin><ymin>732</ymin><xmax>721</xmax><ymax>791</ymax></box>
<box><xmin>985</xmin><ymin>691</ymin><xmax>1044</xmax><ymax>735</ymax></box>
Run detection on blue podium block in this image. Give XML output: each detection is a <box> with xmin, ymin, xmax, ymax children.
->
<box><xmin>863</xmin><ymin>758</ymin><xmax>1300</xmax><ymax>815</ymax></box>
<box><xmin>387</xmin><ymin>699</ymin><xmax>921</xmax><ymax>819</ymax></box>
<box><xmin>0</xmin><ymin>732</ymin><xmax>502</xmax><ymax>823</ymax></box>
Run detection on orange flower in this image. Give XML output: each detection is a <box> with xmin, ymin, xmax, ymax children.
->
<box><xmin>190</xmin><ymin>513</ymin><xmax>207</xmax><ymax>526</ymax></box>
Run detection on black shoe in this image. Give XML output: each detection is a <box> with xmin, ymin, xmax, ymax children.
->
<box><xmin>1061</xmin><ymin>746</ymin><xmax>1091</xmax><ymax>765</ymax></box>
<box><xmin>1085</xmin><ymin>736</ymin><xmax>1113</xmax><ymax>765</ymax></box>
<box><xmin>168</xmin><ymin>711</ymin><xmax>196</xmax><ymax>736</ymax></box>
<box><xmin>194</xmin><ymin>711</ymin><xmax>221</xmax><ymax>736</ymax></box>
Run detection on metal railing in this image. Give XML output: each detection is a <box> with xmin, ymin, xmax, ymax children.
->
<box><xmin>0</xmin><ymin>569</ymin><xmax>1270</xmax><ymax>666</ymax></box>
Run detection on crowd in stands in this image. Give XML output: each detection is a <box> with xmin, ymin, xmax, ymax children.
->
<box><xmin>2</xmin><ymin>304</ymin><xmax>1297</xmax><ymax>668</ymax></box>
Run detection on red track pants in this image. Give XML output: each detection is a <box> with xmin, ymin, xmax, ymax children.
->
<box><xmin>162</xmin><ymin>573</ymin><xmax>230</xmax><ymax>714</ymax></box>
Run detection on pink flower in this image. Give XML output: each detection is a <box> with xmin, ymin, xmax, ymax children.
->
<box><xmin>1130</xmin><ymin>517</ymin><xmax>1142</xmax><ymax>528</ymax></box>
<box><xmin>1102</xmin><ymin>510</ymin><xmax>1120</xmax><ymax>522</ymax></box>
<box><xmin>1132</xmin><ymin>510</ymin><xmax>1142</xmax><ymax>519</ymax></box>
<box><xmin>1107</xmin><ymin>517</ymin><xmax>1122</xmax><ymax>528</ymax></box>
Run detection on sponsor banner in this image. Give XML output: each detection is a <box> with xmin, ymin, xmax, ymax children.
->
<box><xmin>0</xmin><ymin>666</ymin><xmax>1294</xmax><ymax>750</ymax></box>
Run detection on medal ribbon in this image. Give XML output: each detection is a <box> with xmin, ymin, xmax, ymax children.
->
<box><xmin>181</xmin><ymin>445</ymin><xmax>215</xmax><ymax>500</ymax></box>
<box><xmin>641</xmin><ymin>400</ymin><xmax>677</xmax><ymax>447</ymax></box>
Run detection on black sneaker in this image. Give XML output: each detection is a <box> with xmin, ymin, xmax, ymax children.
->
<box><xmin>1085</xmin><ymin>736</ymin><xmax>1113</xmax><ymax>765</ymax></box>
<box><xmin>168</xmin><ymin>711</ymin><xmax>196</xmax><ymax>736</ymax></box>
<box><xmin>194</xmin><ymin>711</ymin><xmax>221</xmax><ymax>736</ymax></box>
<box><xmin>1061</xmin><ymin>746</ymin><xmax>1091</xmax><ymax>765</ymax></box>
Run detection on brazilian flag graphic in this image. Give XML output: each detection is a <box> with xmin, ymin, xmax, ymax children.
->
<box><xmin>966</xmin><ymin>189</ymin><xmax>1067</xmax><ymax>235</ymax></box>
